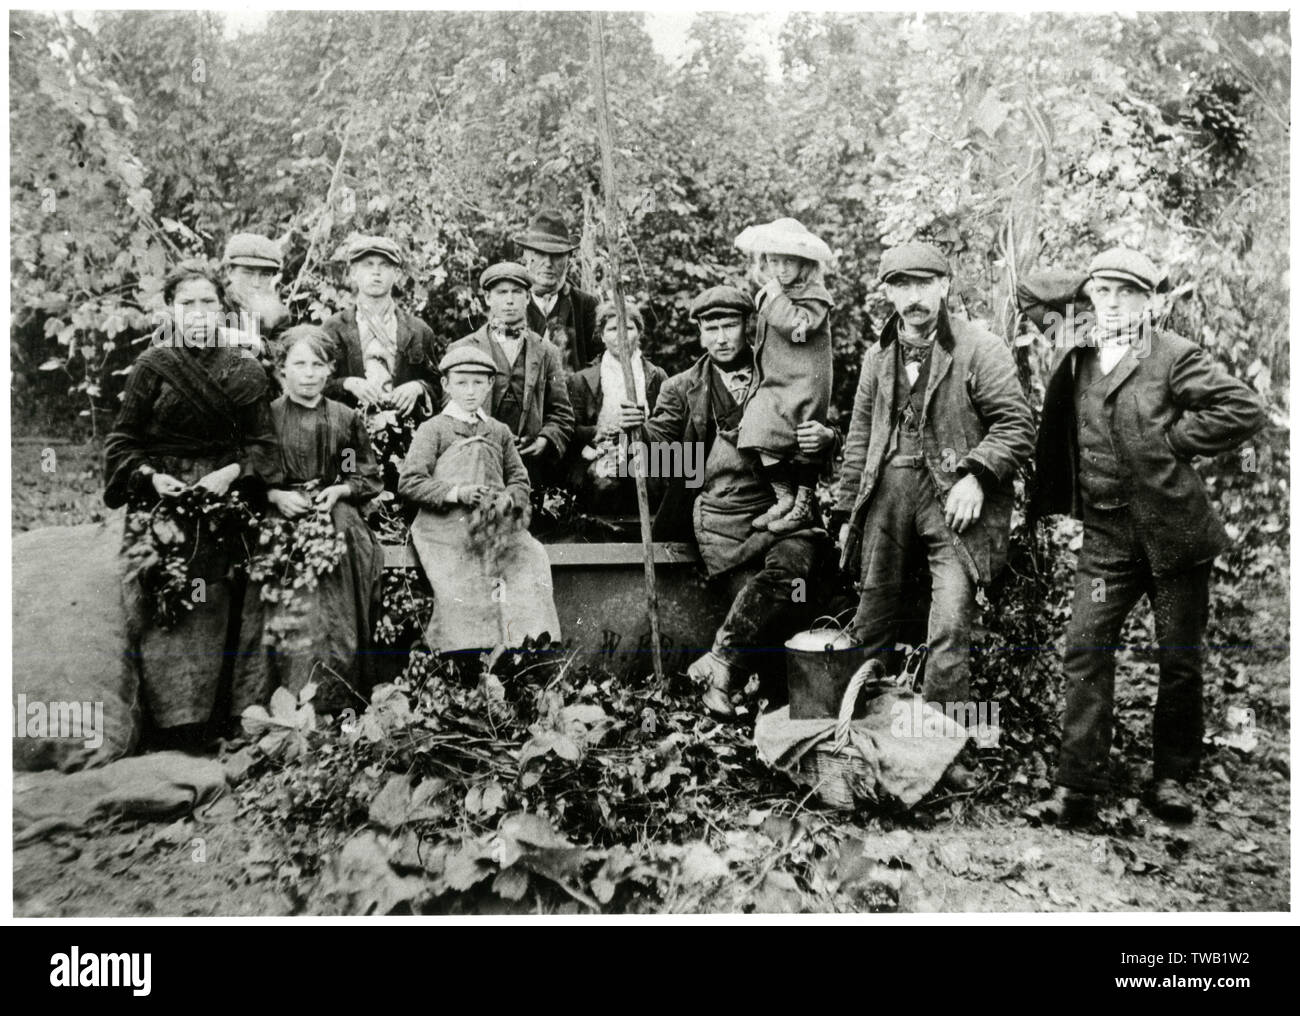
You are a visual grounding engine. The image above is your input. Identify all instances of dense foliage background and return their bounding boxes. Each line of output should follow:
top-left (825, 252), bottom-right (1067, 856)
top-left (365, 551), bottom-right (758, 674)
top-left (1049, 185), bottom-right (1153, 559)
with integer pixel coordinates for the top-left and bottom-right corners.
top-left (9, 10), bottom-right (1288, 431)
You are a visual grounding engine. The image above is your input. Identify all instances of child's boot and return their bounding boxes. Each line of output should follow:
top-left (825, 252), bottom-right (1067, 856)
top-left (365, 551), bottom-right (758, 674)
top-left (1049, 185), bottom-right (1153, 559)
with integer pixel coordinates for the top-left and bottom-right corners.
top-left (768, 485), bottom-right (815, 534)
top-left (751, 479), bottom-right (795, 530)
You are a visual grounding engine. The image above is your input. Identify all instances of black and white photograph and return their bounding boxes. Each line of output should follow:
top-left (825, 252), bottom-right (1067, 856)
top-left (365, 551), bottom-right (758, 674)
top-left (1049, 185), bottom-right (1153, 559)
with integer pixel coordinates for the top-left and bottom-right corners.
top-left (5, 4), bottom-right (1291, 927)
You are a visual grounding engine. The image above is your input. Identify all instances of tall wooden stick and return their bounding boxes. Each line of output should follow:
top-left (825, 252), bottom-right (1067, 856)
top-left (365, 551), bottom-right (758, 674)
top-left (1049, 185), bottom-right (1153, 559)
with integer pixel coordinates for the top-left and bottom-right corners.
top-left (588, 12), bottom-right (664, 683)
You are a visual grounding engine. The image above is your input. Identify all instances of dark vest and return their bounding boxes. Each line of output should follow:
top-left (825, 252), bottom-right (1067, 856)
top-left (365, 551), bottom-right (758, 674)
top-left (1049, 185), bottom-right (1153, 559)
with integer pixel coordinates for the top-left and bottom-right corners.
top-left (708, 366), bottom-right (743, 443)
top-left (1074, 350), bottom-right (1130, 509)
top-left (887, 342), bottom-right (932, 462)
top-left (491, 340), bottom-right (528, 435)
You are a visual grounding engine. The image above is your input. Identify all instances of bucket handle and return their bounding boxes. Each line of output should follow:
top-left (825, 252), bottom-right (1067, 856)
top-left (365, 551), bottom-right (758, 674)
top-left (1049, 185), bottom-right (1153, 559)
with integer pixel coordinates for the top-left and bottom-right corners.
top-left (900, 644), bottom-right (929, 693)
top-left (832, 659), bottom-right (885, 751)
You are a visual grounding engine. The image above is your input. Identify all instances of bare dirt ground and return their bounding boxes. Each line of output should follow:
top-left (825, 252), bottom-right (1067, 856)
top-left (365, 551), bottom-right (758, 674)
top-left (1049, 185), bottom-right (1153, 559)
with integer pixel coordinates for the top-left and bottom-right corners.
top-left (11, 442), bottom-right (1290, 915)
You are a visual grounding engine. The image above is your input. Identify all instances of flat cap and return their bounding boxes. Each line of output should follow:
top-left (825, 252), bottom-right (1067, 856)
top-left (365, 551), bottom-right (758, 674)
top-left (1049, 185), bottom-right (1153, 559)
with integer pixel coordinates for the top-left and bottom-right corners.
top-left (439, 345), bottom-right (498, 375)
top-left (515, 210), bottom-right (580, 254)
top-left (689, 285), bottom-right (755, 321)
top-left (222, 232), bottom-right (282, 270)
top-left (480, 261), bottom-right (533, 291)
top-left (879, 241), bottom-right (949, 283)
top-left (345, 235), bottom-right (403, 266)
top-left (1087, 247), bottom-right (1162, 292)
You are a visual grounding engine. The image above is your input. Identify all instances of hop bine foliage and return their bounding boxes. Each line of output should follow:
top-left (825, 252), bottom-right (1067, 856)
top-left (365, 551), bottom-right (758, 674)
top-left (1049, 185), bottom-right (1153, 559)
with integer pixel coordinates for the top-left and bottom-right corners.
top-left (122, 485), bottom-right (257, 629)
top-left (247, 481), bottom-right (349, 651)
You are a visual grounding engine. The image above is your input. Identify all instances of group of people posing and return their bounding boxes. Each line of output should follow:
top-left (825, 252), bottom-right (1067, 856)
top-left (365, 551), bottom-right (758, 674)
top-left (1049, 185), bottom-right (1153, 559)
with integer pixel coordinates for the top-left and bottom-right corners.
top-left (103, 207), bottom-right (1267, 828)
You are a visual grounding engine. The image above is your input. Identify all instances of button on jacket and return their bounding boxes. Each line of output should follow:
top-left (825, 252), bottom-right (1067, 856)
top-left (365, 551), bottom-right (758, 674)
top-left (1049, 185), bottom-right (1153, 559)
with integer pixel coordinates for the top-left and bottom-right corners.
top-left (448, 325), bottom-right (575, 457)
top-left (836, 308), bottom-right (1036, 585)
top-left (1031, 324), bottom-right (1267, 574)
top-left (322, 306), bottom-right (445, 410)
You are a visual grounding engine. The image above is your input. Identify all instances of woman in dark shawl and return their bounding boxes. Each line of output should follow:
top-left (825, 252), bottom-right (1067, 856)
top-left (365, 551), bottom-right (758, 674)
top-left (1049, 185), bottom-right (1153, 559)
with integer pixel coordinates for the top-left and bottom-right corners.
top-left (235, 325), bottom-right (384, 715)
top-left (104, 260), bottom-right (280, 746)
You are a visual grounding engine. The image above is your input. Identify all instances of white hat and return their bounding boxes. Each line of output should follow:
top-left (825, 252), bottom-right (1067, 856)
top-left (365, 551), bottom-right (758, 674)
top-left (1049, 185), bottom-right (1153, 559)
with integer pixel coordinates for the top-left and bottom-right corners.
top-left (734, 217), bottom-right (832, 263)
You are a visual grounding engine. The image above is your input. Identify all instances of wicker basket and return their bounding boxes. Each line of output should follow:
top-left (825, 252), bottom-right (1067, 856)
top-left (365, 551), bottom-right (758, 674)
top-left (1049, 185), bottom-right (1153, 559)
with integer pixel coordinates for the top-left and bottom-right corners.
top-left (796, 660), bottom-right (886, 809)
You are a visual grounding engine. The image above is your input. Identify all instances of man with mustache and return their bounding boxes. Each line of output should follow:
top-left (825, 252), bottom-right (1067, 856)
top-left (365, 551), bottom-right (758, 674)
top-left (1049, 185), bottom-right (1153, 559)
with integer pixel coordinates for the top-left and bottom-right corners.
top-left (517, 210), bottom-right (600, 374)
top-left (1028, 248), bottom-right (1266, 827)
top-left (834, 242), bottom-right (1034, 762)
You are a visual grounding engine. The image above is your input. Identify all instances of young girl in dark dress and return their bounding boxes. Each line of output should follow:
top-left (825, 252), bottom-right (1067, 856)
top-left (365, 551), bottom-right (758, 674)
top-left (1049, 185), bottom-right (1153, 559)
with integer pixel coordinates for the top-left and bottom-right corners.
top-left (236, 326), bottom-right (385, 715)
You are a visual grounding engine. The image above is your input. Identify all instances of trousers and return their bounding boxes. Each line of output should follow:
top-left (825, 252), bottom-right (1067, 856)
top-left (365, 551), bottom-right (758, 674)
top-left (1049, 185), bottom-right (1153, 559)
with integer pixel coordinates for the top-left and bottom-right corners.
top-left (850, 464), bottom-right (976, 704)
top-left (713, 532), bottom-right (819, 672)
top-left (1057, 504), bottom-right (1211, 793)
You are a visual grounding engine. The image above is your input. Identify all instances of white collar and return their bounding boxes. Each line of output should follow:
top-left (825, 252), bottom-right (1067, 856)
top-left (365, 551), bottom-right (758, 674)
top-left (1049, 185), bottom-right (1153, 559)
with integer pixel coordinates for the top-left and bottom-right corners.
top-left (601, 348), bottom-right (643, 369)
top-left (440, 402), bottom-right (492, 424)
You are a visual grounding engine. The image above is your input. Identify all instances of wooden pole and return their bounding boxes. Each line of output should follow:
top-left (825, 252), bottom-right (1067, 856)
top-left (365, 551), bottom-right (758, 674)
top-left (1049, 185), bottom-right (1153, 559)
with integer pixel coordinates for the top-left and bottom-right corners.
top-left (588, 12), bottom-right (664, 683)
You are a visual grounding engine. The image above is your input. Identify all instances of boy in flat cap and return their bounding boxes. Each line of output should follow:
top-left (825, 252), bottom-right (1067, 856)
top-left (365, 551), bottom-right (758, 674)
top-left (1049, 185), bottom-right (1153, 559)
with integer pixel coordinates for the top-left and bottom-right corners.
top-left (835, 241), bottom-right (1034, 728)
top-left (321, 235), bottom-right (445, 420)
top-left (620, 285), bottom-right (837, 718)
top-left (516, 210), bottom-right (600, 373)
top-left (399, 346), bottom-right (561, 656)
top-left (1028, 247), bottom-right (1266, 827)
top-left (221, 232), bottom-right (291, 349)
top-left (449, 262), bottom-right (575, 495)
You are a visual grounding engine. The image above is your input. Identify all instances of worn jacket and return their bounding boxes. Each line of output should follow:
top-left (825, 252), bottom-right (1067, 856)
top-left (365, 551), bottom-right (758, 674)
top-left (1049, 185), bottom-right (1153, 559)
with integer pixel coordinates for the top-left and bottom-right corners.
top-left (448, 326), bottom-right (575, 458)
top-left (321, 306), bottom-right (445, 410)
top-left (526, 283), bottom-right (600, 374)
top-left (836, 308), bottom-right (1036, 584)
top-left (567, 354), bottom-right (669, 449)
top-left (1032, 325), bottom-right (1266, 574)
top-left (641, 354), bottom-right (729, 540)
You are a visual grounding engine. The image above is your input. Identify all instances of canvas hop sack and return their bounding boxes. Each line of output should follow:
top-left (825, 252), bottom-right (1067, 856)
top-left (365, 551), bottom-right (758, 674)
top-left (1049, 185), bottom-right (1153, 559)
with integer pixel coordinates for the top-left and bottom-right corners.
top-left (12, 515), bottom-right (141, 772)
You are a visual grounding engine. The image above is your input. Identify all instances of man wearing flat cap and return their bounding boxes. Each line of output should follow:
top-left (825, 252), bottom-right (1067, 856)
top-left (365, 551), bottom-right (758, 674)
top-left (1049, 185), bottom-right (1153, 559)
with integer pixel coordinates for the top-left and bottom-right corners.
top-left (321, 235), bottom-right (445, 420)
top-left (517, 210), bottom-right (600, 374)
top-left (449, 261), bottom-right (574, 493)
top-left (221, 231), bottom-right (291, 348)
top-left (835, 241), bottom-right (1035, 725)
top-left (1028, 246), bottom-right (1266, 827)
top-left (620, 285), bottom-right (837, 718)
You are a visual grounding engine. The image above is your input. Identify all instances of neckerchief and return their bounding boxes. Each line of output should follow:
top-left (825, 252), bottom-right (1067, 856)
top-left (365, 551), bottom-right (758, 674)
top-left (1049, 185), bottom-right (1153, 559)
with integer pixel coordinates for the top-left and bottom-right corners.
top-left (490, 321), bottom-right (525, 341)
top-left (898, 326), bottom-right (936, 366)
top-left (357, 299), bottom-right (398, 386)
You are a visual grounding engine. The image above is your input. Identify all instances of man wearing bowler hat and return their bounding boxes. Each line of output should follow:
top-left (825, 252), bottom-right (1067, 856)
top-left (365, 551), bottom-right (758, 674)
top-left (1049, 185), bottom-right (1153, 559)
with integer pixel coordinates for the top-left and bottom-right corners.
top-left (834, 241), bottom-right (1034, 730)
top-left (450, 262), bottom-right (574, 491)
top-left (516, 210), bottom-right (600, 373)
top-left (1029, 247), bottom-right (1266, 827)
top-left (221, 231), bottom-right (291, 348)
top-left (322, 234), bottom-right (445, 419)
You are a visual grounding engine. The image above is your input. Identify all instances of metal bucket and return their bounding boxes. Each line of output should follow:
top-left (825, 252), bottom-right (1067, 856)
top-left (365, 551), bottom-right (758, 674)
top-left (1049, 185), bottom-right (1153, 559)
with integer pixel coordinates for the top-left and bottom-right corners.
top-left (785, 628), bottom-right (871, 719)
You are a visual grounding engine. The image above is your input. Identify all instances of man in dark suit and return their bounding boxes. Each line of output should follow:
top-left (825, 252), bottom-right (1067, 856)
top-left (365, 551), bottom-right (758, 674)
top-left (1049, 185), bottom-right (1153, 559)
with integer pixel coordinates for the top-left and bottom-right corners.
top-left (321, 235), bottom-right (444, 418)
top-left (620, 285), bottom-right (836, 718)
top-left (1029, 247), bottom-right (1266, 826)
top-left (516, 210), bottom-right (600, 374)
top-left (449, 262), bottom-right (574, 489)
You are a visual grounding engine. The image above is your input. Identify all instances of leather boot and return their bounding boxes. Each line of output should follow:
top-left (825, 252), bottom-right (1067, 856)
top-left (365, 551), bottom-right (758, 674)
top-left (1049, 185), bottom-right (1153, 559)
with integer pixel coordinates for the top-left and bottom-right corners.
top-left (1027, 785), bottom-right (1097, 828)
top-left (1146, 779), bottom-right (1196, 823)
top-left (767, 485), bottom-right (815, 534)
top-left (688, 650), bottom-right (738, 719)
top-left (751, 480), bottom-right (795, 530)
